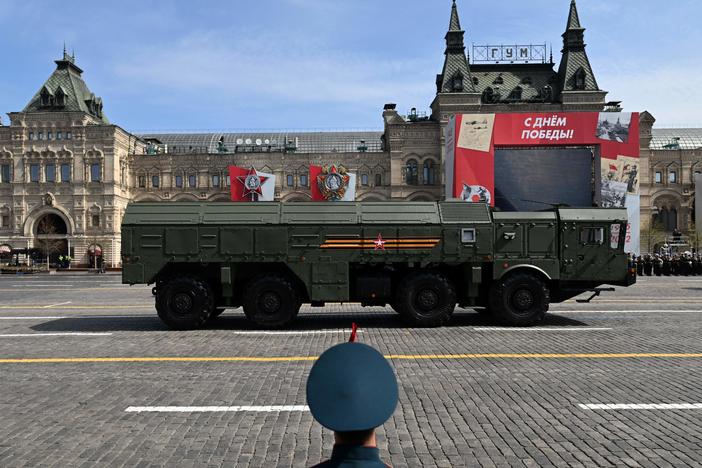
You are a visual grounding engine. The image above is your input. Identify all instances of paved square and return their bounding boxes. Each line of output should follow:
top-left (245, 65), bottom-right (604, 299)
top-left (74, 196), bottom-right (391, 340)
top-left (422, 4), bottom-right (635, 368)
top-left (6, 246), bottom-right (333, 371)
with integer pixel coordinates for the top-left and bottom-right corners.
top-left (0, 273), bottom-right (701, 467)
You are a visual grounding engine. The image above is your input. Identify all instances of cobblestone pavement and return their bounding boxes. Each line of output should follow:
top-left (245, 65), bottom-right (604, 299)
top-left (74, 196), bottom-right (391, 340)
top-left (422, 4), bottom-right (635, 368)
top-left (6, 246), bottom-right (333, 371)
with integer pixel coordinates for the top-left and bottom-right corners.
top-left (0, 273), bottom-right (701, 467)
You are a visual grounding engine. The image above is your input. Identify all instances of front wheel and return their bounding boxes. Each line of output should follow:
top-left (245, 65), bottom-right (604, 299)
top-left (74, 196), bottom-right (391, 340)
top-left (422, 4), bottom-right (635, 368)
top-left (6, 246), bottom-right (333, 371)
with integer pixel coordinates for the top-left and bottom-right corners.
top-left (156, 276), bottom-right (214, 330)
top-left (395, 272), bottom-right (456, 327)
top-left (489, 273), bottom-right (549, 326)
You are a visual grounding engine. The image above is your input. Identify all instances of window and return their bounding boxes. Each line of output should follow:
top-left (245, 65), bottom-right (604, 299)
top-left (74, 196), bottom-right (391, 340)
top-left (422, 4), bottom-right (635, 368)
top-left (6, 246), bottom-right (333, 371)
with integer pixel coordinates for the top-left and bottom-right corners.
top-left (580, 227), bottom-right (605, 245)
top-left (56, 131), bottom-right (62, 140)
top-left (405, 160), bottom-right (418, 185)
top-left (28, 132), bottom-right (34, 141)
top-left (655, 171), bottom-right (662, 184)
top-left (65, 132), bottom-right (72, 140)
top-left (1, 164), bottom-right (10, 183)
top-left (30, 164), bottom-right (40, 182)
top-left (47, 131), bottom-right (53, 140)
top-left (38, 132), bottom-right (44, 141)
top-left (45, 164), bottom-right (56, 182)
top-left (175, 175), bottom-right (183, 188)
top-left (188, 175), bottom-right (197, 188)
top-left (212, 175), bottom-right (220, 187)
top-left (92, 215), bottom-right (100, 227)
top-left (669, 171), bottom-right (678, 184)
top-left (225, 175), bottom-right (230, 187)
top-left (361, 174), bottom-right (369, 186)
top-left (152, 175), bottom-right (160, 188)
top-left (138, 176), bottom-right (146, 188)
top-left (423, 161), bottom-right (436, 185)
top-left (90, 163), bottom-right (101, 182)
top-left (574, 68), bottom-right (587, 90)
top-left (461, 228), bottom-right (476, 244)
top-left (60, 164), bottom-right (70, 182)
top-left (300, 174), bottom-right (308, 187)
top-left (287, 175), bottom-right (294, 187)
top-left (1, 216), bottom-right (8, 228)
top-left (375, 174), bottom-right (382, 186)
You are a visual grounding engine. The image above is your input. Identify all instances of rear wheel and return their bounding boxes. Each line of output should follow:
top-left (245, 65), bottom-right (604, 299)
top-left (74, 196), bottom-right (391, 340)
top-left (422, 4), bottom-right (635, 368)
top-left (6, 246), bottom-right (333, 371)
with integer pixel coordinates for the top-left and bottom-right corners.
top-left (243, 275), bottom-right (300, 328)
top-left (489, 272), bottom-right (549, 326)
top-left (395, 272), bottom-right (456, 327)
top-left (156, 276), bottom-right (214, 330)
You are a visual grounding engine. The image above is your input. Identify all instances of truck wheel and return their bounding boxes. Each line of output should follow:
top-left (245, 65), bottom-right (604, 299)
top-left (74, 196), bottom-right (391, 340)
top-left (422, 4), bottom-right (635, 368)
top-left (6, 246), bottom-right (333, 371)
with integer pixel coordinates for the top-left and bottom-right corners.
top-left (243, 275), bottom-right (300, 328)
top-left (156, 277), bottom-right (214, 330)
top-left (489, 272), bottom-right (549, 326)
top-left (396, 272), bottom-right (456, 327)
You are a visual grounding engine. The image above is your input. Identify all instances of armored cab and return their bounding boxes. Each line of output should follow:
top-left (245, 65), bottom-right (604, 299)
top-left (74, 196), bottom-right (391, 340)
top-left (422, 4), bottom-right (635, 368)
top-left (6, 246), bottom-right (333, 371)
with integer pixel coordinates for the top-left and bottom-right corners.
top-left (121, 202), bottom-right (633, 330)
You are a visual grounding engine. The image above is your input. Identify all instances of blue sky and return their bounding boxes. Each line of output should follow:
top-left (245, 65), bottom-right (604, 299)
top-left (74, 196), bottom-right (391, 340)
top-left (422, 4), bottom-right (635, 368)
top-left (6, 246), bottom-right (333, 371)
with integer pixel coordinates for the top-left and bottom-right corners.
top-left (0, 0), bottom-right (699, 131)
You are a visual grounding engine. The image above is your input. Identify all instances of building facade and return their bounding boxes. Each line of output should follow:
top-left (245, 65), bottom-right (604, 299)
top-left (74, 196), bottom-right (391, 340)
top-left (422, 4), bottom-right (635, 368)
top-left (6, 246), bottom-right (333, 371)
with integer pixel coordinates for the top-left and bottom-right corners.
top-left (1, 0), bottom-right (697, 265)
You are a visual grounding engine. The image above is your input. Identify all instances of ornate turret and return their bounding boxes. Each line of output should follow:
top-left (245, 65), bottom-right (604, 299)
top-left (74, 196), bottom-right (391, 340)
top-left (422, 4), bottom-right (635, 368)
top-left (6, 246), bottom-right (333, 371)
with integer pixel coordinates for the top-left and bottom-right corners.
top-left (557, 0), bottom-right (599, 93)
top-left (436, 0), bottom-right (475, 94)
top-left (22, 48), bottom-right (109, 123)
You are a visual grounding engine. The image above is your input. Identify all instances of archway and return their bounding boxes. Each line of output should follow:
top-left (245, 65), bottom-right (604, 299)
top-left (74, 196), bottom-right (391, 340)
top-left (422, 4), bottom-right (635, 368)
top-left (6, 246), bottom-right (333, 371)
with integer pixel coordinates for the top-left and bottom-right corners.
top-left (34, 213), bottom-right (69, 266)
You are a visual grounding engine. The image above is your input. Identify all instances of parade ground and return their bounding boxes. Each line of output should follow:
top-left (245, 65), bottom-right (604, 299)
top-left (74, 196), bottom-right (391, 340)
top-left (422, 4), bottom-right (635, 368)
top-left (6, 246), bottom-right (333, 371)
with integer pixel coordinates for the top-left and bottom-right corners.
top-left (0, 273), bottom-right (701, 468)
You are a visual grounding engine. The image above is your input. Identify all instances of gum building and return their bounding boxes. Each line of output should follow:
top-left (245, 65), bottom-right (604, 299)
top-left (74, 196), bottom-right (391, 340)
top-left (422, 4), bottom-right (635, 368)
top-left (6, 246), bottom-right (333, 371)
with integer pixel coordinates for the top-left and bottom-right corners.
top-left (0, 1), bottom-right (697, 266)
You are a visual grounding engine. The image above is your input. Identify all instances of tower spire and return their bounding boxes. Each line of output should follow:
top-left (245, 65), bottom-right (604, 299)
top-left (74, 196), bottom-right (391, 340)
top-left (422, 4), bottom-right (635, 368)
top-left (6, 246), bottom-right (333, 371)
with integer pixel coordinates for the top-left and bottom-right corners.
top-left (436, 0), bottom-right (475, 94)
top-left (449, 0), bottom-right (461, 31)
top-left (557, 0), bottom-right (601, 95)
top-left (566, 0), bottom-right (582, 30)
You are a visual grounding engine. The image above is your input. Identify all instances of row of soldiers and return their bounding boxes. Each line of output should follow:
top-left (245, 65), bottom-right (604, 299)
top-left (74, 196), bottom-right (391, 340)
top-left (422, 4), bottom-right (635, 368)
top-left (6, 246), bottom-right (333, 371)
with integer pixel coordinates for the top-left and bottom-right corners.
top-left (631, 253), bottom-right (702, 276)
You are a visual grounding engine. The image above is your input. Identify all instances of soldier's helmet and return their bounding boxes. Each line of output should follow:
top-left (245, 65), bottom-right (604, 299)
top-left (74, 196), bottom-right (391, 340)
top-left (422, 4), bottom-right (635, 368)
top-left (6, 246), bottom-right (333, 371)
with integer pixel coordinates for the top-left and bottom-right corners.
top-left (306, 341), bottom-right (399, 432)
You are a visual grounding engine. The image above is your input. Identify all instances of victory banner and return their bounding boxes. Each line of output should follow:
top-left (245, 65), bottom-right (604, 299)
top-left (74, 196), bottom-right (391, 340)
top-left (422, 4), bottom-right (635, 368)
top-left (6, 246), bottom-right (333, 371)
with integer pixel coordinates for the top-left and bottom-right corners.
top-left (310, 165), bottom-right (357, 201)
top-left (446, 111), bottom-right (641, 253)
top-left (229, 166), bottom-right (276, 202)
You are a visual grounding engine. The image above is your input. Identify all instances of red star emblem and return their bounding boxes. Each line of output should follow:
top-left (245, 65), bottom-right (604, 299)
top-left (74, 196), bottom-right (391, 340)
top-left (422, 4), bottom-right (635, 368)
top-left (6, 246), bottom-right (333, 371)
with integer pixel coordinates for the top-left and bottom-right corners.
top-left (237, 167), bottom-right (268, 201)
top-left (374, 234), bottom-right (386, 251)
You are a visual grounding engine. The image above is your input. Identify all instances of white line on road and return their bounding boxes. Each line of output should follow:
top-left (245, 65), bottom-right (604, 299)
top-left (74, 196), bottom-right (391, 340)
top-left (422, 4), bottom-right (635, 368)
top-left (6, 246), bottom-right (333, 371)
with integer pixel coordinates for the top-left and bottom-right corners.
top-left (553, 310), bottom-right (702, 314)
top-left (0, 316), bottom-right (69, 320)
top-left (11, 284), bottom-right (74, 287)
top-left (43, 301), bottom-right (72, 308)
top-left (227, 330), bottom-right (362, 335)
top-left (474, 327), bottom-right (612, 331)
top-left (0, 332), bottom-right (112, 337)
top-left (580, 403), bottom-right (702, 410)
top-left (125, 405), bottom-right (309, 413)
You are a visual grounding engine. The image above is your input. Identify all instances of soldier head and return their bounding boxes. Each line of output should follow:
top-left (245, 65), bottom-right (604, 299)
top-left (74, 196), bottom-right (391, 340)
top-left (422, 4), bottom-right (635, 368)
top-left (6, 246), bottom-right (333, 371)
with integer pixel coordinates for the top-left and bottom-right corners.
top-left (306, 340), bottom-right (398, 449)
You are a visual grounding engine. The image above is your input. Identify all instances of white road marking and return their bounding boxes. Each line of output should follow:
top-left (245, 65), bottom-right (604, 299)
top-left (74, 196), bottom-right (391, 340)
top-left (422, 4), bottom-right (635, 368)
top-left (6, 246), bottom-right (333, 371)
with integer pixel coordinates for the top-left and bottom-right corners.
top-left (125, 405), bottom-right (309, 413)
top-left (43, 301), bottom-right (72, 308)
top-left (553, 310), bottom-right (702, 314)
top-left (580, 403), bottom-right (702, 410)
top-left (227, 330), bottom-right (362, 335)
top-left (0, 332), bottom-right (112, 337)
top-left (0, 316), bottom-right (69, 320)
top-left (11, 284), bottom-right (73, 287)
top-left (473, 327), bottom-right (612, 331)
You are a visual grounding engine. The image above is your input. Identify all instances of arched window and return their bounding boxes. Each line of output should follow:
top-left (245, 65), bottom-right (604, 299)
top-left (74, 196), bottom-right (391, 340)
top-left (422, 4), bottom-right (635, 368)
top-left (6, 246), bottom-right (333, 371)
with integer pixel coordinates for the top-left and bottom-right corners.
top-left (423, 160), bottom-right (436, 185)
top-left (375, 173), bottom-right (382, 187)
top-left (361, 174), bottom-right (369, 186)
top-left (508, 86), bottom-right (523, 101)
top-left (405, 160), bottom-right (418, 186)
top-left (574, 68), bottom-right (586, 90)
top-left (451, 72), bottom-right (464, 92)
top-left (493, 76), bottom-right (504, 85)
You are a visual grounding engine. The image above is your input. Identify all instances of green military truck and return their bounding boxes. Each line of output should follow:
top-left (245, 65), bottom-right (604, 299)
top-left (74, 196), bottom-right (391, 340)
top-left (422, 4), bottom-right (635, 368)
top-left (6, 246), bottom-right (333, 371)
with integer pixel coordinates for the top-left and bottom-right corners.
top-left (121, 202), bottom-right (635, 330)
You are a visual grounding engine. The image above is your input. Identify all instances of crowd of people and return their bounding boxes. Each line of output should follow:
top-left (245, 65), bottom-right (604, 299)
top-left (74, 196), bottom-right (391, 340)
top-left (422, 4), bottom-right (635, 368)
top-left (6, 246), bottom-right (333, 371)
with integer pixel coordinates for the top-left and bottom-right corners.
top-left (630, 252), bottom-right (702, 276)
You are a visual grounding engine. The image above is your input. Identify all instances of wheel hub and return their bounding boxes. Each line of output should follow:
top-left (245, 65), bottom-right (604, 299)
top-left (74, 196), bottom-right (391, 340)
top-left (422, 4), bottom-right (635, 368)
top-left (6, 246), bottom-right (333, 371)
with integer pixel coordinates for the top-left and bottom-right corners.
top-left (172, 292), bottom-right (193, 315)
top-left (259, 291), bottom-right (282, 315)
top-left (512, 289), bottom-right (535, 311)
top-left (416, 288), bottom-right (440, 312)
